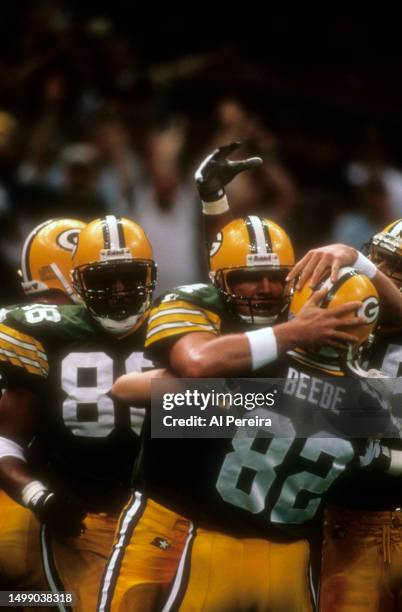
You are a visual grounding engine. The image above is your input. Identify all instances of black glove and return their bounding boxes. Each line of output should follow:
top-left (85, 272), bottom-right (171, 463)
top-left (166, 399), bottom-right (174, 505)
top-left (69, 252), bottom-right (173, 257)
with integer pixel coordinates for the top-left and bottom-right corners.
top-left (30, 490), bottom-right (87, 538)
top-left (195, 142), bottom-right (263, 202)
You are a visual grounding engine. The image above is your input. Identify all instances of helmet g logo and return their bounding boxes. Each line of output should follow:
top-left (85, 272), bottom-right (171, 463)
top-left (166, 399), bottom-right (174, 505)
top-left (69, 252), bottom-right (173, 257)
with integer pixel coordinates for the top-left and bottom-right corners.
top-left (209, 232), bottom-right (223, 258)
top-left (57, 229), bottom-right (81, 252)
top-left (359, 296), bottom-right (380, 324)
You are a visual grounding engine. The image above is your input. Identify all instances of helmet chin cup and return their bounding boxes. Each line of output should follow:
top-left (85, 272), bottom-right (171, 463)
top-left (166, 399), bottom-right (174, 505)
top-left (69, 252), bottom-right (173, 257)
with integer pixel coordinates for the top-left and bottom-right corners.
top-left (238, 313), bottom-right (279, 326)
top-left (92, 312), bottom-right (143, 336)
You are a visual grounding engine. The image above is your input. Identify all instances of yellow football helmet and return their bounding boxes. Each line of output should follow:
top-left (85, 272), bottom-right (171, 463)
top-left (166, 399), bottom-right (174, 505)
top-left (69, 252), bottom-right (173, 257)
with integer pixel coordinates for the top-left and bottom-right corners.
top-left (20, 218), bottom-right (86, 302)
top-left (209, 215), bottom-right (295, 324)
top-left (289, 266), bottom-right (380, 375)
top-left (72, 215), bottom-right (156, 335)
top-left (370, 218), bottom-right (402, 288)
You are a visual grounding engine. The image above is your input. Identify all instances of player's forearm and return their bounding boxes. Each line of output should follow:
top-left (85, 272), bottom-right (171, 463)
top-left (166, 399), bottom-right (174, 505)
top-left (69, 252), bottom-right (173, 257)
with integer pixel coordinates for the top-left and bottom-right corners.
top-left (170, 317), bottom-right (324, 378)
top-left (172, 333), bottom-right (253, 378)
top-left (112, 368), bottom-right (173, 404)
top-left (0, 456), bottom-right (36, 504)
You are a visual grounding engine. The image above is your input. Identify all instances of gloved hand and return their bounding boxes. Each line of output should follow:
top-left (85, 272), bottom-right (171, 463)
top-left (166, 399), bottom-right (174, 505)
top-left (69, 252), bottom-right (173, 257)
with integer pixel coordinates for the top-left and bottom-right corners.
top-left (30, 490), bottom-right (87, 537)
top-left (195, 142), bottom-right (263, 202)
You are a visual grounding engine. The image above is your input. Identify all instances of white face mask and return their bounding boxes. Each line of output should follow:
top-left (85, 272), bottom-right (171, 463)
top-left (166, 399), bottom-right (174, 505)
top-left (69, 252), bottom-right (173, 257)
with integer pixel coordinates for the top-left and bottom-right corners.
top-left (92, 313), bottom-right (143, 336)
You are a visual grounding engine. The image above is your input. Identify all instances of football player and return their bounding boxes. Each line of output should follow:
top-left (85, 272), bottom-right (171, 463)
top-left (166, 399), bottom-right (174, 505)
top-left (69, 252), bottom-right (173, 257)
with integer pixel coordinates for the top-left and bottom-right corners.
top-left (0, 215), bottom-right (156, 611)
top-left (0, 217), bottom-right (85, 596)
top-left (98, 207), bottom-right (402, 610)
top-left (291, 224), bottom-right (402, 611)
top-left (99, 252), bottom-right (402, 611)
top-left (96, 146), bottom-right (402, 611)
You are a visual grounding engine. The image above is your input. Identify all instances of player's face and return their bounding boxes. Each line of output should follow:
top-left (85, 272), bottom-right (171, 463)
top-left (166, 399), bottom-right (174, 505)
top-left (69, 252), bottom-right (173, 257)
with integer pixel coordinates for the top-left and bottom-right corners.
top-left (80, 262), bottom-right (151, 320)
top-left (227, 269), bottom-right (286, 318)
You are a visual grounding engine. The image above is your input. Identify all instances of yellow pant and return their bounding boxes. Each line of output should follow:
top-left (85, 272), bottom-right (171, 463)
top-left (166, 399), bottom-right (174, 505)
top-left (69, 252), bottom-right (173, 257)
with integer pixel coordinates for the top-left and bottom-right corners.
top-left (0, 489), bottom-right (120, 612)
top-left (99, 492), bottom-right (312, 612)
top-left (46, 511), bottom-right (118, 612)
top-left (98, 492), bottom-right (192, 612)
top-left (0, 490), bottom-right (47, 590)
top-left (320, 505), bottom-right (402, 612)
top-left (170, 528), bottom-right (312, 612)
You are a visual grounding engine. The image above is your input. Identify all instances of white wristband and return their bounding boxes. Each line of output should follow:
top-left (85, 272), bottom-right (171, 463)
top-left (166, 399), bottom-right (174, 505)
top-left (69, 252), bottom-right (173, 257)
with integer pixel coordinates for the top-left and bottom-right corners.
top-left (353, 251), bottom-right (377, 279)
top-left (202, 195), bottom-right (229, 216)
top-left (388, 449), bottom-right (402, 475)
top-left (245, 327), bottom-right (278, 371)
top-left (0, 436), bottom-right (26, 462)
top-left (21, 480), bottom-right (49, 508)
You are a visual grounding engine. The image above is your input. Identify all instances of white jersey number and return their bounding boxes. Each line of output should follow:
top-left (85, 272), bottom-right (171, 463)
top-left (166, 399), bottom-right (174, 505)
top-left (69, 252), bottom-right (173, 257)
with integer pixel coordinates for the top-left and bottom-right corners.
top-left (23, 305), bottom-right (61, 324)
top-left (216, 411), bottom-right (354, 524)
top-left (61, 351), bottom-right (151, 438)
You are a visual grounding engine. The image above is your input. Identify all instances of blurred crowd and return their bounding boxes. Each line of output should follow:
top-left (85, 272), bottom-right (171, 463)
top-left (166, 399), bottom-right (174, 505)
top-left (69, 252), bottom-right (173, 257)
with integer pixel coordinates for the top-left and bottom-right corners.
top-left (1, 2), bottom-right (402, 303)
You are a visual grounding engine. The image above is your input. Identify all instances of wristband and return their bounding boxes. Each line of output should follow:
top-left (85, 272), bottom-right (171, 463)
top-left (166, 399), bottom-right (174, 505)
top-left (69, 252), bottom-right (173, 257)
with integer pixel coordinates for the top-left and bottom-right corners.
top-left (353, 251), bottom-right (377, 279)
top-left (21, 480), bottom-right (50, 508)
top-left (202, 195), bottom-right (229, 216)
top-left (0, 435), bottom-right (26, 462)
top-left (245, 327), bottom-right (278, 370)
top-left (388, 449), bottom-right (402, 476)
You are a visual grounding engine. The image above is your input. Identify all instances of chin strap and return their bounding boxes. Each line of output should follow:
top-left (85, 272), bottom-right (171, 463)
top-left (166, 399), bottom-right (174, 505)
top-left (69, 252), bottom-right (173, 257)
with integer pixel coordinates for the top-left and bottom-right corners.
top-left (92, 312), bottom-right (144, 336)
top-left (238, 313), bottom-right (279, 326)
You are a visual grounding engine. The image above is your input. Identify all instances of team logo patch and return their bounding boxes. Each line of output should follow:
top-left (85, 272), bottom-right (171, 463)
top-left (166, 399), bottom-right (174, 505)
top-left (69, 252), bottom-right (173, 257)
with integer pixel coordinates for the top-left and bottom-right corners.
top-left (209, 232), bottom-right (223, 257)
top-left (358, 296), bottom-right (380, 324)
top-left (151, 537), bottom-right (171, 550)
top-left (56, 228), bottom-right (81, 252)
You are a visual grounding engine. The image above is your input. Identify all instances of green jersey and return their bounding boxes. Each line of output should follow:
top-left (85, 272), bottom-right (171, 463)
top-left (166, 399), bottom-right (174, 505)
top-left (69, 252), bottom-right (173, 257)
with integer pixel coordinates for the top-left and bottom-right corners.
top-left (0, 303), bottom-right (152, 512)
top-left (145, 282), bottom-right (259, 365)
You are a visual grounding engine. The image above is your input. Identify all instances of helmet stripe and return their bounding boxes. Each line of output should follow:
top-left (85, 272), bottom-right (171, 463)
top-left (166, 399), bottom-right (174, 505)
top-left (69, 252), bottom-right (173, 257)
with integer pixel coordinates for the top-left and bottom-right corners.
top-left (261, 219), bottom-right (273, 252)
top-left (245, 217), bottom-right (258, 253)
top-left (320, 270), bottom-right (357, 308)
top-left (389, 220), bottom-right (402, 238)
top-left (246, 216), bottom-right (267, 254)
top-left (21, 219), bottom-right (56, 282)
top-left (105, 215), bottom-right (121, 249)
top-left (116, 217), bottom-right (126, 248)
top-left (101, 218), bottom-right (111, 249)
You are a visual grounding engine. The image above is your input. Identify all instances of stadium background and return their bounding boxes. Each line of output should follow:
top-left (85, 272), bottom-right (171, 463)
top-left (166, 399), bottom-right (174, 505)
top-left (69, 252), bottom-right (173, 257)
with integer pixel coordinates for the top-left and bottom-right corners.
top-left (1, 3), bottom-right (401, 301)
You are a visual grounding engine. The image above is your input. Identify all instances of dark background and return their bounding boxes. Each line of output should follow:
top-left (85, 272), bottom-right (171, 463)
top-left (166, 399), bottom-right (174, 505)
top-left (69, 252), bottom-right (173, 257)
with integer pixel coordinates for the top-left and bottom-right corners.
top-left (1, 3), bottom-right (401, 301)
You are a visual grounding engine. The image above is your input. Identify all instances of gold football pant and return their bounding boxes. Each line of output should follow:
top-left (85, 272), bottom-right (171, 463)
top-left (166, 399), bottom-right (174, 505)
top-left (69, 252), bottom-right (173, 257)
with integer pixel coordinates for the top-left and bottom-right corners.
top-left (98, 492), bottom-right (193, 612)
top-left (166, 528), bottom-right (313, 612)
top-left (43, 511), bottom-right (118, 612)
top-left (99, 492), bottom-right (313, 612)
top-left (0, 490), bottom-right (47, 590)
top-left (320, 505), bottom-right (402, 612)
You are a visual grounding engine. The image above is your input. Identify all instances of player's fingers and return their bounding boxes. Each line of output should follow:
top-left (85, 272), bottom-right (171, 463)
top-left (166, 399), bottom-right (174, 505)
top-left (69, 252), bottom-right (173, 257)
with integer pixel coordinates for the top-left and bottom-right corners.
top-left (324, 338), bottom-right (355, 350)
top-left (213, 142), bottom-right (241, 161)
top-left (308, 256), bottom-right (332, 287)
top-left (330, 259), bottom-right (342, 283)
top-left (330, 331), bottom-right (359, 343)
top-left (286, 256), bottom-right (310, 282)
top-left (229, 157), bottom-right (263, 173)
top-left (330, 301), bottom-right (362, 316)
top-left (306, 286), bottom-right (328, 305)
top-left (335, 317), bottom-right (365, 328)
top-left (296, 254), bottom-right (321, 289)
